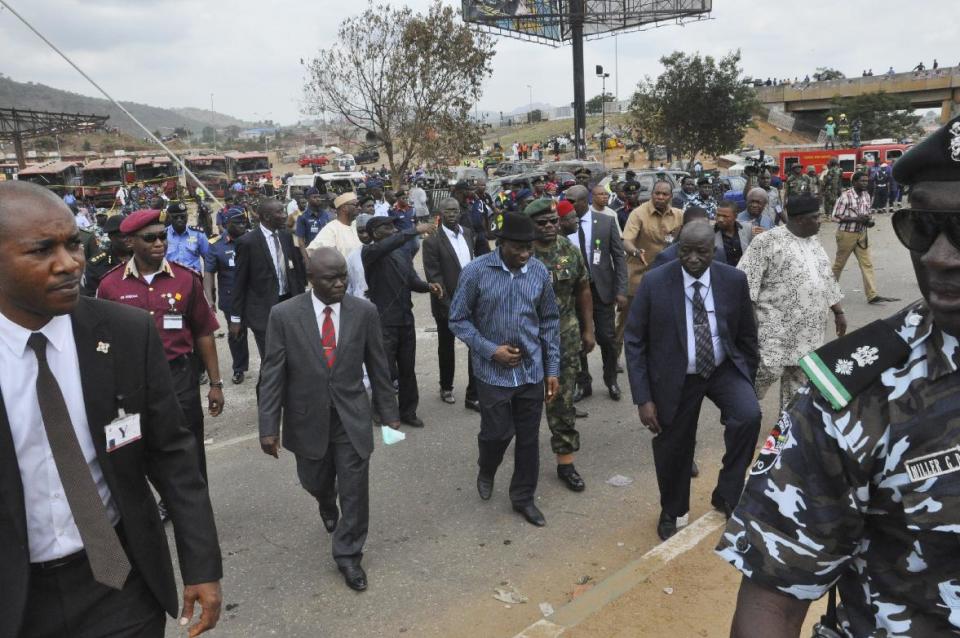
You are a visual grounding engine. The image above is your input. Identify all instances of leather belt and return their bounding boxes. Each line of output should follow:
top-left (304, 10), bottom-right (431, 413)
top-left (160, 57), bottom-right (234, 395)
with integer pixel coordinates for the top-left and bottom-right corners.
top-left (31, 548), bottom-right (87, 571)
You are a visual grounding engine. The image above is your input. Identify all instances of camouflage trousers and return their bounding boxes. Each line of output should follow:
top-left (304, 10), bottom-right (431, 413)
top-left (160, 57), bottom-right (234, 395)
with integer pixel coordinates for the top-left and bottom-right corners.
top-left (823, 195), bottom-right (838, 218)
top-left (755, 364), bottom-right (806, 411)
top-left (546, 333), bottom-right (581, 455)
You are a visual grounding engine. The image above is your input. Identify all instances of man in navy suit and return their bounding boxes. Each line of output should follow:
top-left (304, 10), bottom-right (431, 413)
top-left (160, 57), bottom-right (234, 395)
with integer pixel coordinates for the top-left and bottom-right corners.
top-left (625, 222), bottom-right (760, 541)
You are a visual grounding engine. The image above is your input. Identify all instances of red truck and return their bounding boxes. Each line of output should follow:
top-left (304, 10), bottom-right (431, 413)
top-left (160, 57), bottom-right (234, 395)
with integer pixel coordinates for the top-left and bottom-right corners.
top-left (184, 154), bottom-right (234, 198)
top-left (778, 143), bottom-right (911, 184)
top-left (298, 153), bottom-right (329, 169)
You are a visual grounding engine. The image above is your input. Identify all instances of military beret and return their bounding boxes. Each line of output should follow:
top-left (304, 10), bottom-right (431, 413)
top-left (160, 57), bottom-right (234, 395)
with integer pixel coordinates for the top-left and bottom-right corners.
top-left (305, 187), bottom-right (321, 196)
top-left (119, 209), bottom-right (163, 234)
top-left (893, 114), bottom-right (960, 185)
top-left (365, 215), bottom-right (399, 235)
top-left (102, 215), bottom-right (124, 234)
top-left (785, 193), bottom-right (821, 216)
top-left (696, 176), bottom-right (712, 186)
top-left (556, 200), bottom-right (575, 217)
top-left (523, 198), bottom-right (556, 217)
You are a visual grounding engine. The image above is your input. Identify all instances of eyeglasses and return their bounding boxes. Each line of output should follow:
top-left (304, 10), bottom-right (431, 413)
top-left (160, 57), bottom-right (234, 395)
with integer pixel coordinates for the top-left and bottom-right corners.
top-left (137, 232), bottom-right (168, 243)
top-left (891, 209), bottom-right (960, 252)
top-left (534, 216), bottom-right (560, 227)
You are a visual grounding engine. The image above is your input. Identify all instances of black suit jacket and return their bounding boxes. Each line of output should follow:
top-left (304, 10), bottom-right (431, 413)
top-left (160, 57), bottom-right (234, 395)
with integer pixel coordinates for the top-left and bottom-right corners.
top-left (232, 226), bottom-right (306, 332)
top-left (624, 260), bottom-right (758, 425)
top-left (0, 297), bottom-right (222, 636)
top-left (421, 225), bottom-right (474, 319)
top-left (258, 293), bottom-right (399, 460)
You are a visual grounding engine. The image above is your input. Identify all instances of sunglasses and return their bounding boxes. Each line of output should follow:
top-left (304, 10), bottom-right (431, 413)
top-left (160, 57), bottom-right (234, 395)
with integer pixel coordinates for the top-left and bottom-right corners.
top-left (891, 209), bottom-right (960, 252)
top-left (534, 216), bottom-right (560, 227)
top-left (136, 232), bottom-right (168, 243)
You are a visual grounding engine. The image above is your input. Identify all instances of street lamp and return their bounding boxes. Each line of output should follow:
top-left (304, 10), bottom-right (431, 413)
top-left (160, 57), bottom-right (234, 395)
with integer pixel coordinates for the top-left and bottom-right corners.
top-left (596, 65), bottom-right (610, 165)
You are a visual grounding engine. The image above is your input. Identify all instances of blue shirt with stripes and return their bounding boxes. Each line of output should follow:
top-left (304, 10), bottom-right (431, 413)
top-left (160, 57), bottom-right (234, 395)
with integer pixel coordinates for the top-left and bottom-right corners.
top-left (449, 248), bottom-right (560, 387)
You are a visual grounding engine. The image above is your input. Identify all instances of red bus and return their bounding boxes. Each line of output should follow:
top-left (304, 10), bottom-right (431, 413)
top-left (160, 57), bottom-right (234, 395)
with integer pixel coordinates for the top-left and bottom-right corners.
top-left (18, 160), bottom-right (83, 196)
top-left (227, 151), bottom-right (272, 183)
top-left (81, 157), bottom-right (136, 205)
top-left (135, 156), bottom-right (178, 197)
top-left (778, 143), bottom-right (911, 184)
top-left (184, 154), bottom-right (234, 198)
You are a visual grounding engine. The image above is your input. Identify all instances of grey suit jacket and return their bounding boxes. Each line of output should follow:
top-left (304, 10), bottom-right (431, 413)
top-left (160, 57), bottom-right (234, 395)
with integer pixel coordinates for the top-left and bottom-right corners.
top-left (582, 210), bottom-right (628, 305)
top-left (257, 292), bottom-right (398, 460)
top-left (713, 222), bottom-right (754, 265)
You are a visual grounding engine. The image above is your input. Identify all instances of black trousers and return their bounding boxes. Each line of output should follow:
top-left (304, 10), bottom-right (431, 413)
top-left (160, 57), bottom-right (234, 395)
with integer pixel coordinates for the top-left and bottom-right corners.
top-left (251, 294), bottom-right (291, 360)
top-left (381, 323), bottom-right (419, 420)
top-left (653, 360), bottom-right (761, 518)
top-left (476, 381), bottom-right (544, 505)
top-left (223, 310), bottom-right (249, 374)
top-left (169, 354), bottom-right (206, 480)
top-left (435, 313), bottom-right (477, 400)
top-left (295, 409), bottom-right (369, 568)
top-left (21, 558), bottom-right (164, 638)
top-left (578, 287), bottom-right (618, 388)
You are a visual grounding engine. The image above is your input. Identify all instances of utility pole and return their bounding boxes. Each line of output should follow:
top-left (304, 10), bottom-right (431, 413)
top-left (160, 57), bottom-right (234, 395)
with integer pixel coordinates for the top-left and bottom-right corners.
top-left (570, 0), bottom-right (586, 159)
top-left (596, 65), bottom-right (610, 166)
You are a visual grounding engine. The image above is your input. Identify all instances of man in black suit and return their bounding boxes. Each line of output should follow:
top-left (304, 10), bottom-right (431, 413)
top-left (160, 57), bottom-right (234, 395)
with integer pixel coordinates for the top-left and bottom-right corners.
top-left (625, 222), bottom-right (761, 541)
top-left (564, 185), bottom-right (628, 401)
top-left (422, 197), bottom-right (478, 409)
top-left (258, 247), bottom-right (400, 592)
top-left (230, 197), bottom-right (306, 358)
top-left (0, 182), bottom-right (222, 638)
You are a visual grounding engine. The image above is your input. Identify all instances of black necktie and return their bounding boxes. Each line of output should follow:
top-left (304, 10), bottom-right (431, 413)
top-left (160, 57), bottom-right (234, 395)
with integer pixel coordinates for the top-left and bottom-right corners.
top-left (692, 283), bottom-right (716, 379)
top-left (578, 223), bottom-right (589, 266)
top-left (28, 332), bottom-right (131, 589)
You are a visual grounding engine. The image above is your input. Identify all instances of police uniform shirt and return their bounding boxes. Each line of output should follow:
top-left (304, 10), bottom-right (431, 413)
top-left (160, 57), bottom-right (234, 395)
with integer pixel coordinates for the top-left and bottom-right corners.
top-left (165, 225), bottom-right (209, 273)
top-left (716, 300), bottom-right (960, 635)
top-left (205, 236), bottom-right (239, 315)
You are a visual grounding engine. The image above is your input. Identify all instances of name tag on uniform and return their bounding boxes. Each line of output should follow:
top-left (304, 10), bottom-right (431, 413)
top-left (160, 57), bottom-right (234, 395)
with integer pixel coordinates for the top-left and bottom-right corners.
top-left (163, 313), bottom-right (184, 330)
top-left (287, 259), bottom-right (294, 270)
top-left (593, 250), bottom-right (602, 265)
top-left (105, 411), bottom-right (142, 452)
top-left (775, 205), bottom-right (783, 214)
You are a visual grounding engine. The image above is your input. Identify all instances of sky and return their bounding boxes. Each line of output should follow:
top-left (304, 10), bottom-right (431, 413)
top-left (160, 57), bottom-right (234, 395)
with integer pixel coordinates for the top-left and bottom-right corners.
top-left (1, 0), bottom-right (957, 125)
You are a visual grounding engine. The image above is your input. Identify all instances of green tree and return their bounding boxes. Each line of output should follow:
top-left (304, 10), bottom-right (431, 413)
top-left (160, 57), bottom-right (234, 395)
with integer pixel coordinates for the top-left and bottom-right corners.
top-left (172, 127), bottom-right (191, 139)
top-left (629, 51), bottom-right (757, 167)
top-left (831, 91), bottom-right (923, 141)
top-left (813, 67), bottom-right (845, 82)
top-left (586, 92), bottom-right (615, 115)
top-left (302, 0), bottom-right (495, 186)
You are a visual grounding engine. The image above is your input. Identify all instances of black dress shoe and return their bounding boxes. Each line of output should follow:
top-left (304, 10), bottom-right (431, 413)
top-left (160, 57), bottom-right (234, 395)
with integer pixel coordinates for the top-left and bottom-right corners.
top-left (711, 494), bottom-right (734, 519)
top-left (320, 507), bottom-right (339, 533)
top-left (338, 564), bottom-right (368, 592)
top-left (232, 371), bottom-right (244, 385)
top-left (464, 399), bottom-right (481, 412)
top-left (400, 415), bottom-right (425, 428)
top-left (607, 383), bottom-right (622, 401)
top-left (477, 473), bottom-right (494, 500)
top-left (440, 390), bottom-right (456, 404)
top-left (572, 385), bottom-right (584, 403)
top-left (690, 460), bottom-right (700, 478)
top-left (512, 502), bottom-right (546, 527)
top-left (656, 512), bottom-right (677, 541)
top-left (557, 464), bottom-right (586, 491)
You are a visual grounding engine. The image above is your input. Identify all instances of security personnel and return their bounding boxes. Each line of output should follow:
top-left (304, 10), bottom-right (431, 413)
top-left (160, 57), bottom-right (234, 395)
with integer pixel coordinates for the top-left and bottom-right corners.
top-left (164, 202), bottom-right (210, 273)
top-left (784, 162), bottom-right (813, 200)
top-left (682, 176), bottom-right (719, 219)
top-left (525, 198), bottom-right (595, 491)
top-left (805, 165), bottom-right (820, 196)
top-left (98, 209), bottom-right (224, 482)
top-left (82, 215), bottom-right (129, 296)
top-left (718, 115), bottom-right (960, 637)
top-left (204, 207), bottom-right (249, 385)
top-left (820, 157), bottom-right (843, 216)
top-left (615, 180), bottom-right (641, 230)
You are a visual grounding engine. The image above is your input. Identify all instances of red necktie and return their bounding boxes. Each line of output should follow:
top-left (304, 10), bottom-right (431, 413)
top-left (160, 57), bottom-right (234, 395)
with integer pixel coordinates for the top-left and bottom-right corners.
top-left (321, 306), bottom-right (336, 368)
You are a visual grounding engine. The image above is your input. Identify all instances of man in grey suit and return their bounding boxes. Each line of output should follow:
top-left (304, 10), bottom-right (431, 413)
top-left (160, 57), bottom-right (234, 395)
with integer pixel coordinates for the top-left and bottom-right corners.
top-left (258, 247), bottom-right (400, 592)
top-left (564, 185), bottom-right (629, 401)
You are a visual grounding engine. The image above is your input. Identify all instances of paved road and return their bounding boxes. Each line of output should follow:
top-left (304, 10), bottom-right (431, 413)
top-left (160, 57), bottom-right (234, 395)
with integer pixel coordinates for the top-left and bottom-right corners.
top-left (164, 214), bottom-right (919, 637)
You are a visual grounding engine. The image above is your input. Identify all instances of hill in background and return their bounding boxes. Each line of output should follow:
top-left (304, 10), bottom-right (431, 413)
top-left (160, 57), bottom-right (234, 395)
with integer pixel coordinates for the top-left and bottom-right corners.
top-left (0, 74), bottom-right (251, 137)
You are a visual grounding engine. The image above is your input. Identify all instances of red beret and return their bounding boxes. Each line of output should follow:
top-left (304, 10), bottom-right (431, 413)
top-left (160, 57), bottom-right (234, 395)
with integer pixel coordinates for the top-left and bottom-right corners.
top-left (119, 209), bottom-right (163, 234)
top-left (556, 200), bottom-right (575, 217)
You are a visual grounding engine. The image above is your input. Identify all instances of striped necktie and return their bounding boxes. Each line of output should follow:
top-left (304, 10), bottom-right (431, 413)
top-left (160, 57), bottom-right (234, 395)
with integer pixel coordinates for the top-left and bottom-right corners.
top-left (321, 307), bottom-right (336, 368)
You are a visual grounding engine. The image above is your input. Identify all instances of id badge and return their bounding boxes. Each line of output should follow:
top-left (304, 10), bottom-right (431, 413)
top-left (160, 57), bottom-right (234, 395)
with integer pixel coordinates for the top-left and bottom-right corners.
top-left (228, 257), bottom-right (235, 267)
top-left (592, 250), bottom-right (602, 265)
top-left (105, 410), bottom-right (142, 452)
top-left (775, 205), bottom-right (783, 214)
top-left (163, 313), bottom-right (184, 330)
top-left (287, 259), bottom-right (294, 270)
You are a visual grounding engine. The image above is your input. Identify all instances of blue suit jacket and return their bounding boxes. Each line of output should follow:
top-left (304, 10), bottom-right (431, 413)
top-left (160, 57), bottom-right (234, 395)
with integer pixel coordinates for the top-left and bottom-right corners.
top-left (624, 260), bottom-right (758, 425)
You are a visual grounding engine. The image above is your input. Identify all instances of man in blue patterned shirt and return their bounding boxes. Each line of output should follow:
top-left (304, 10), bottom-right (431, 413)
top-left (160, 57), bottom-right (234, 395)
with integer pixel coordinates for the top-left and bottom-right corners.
top-left (449, 212), bottom-right (561, 527)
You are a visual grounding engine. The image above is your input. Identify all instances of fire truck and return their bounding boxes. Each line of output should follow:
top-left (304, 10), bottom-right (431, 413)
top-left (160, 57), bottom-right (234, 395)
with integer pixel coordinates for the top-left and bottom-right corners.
top-left (18, 160), bottom-right (83, 196)
top-left (184, 154), bottom-right (234, 198)
top-left (227, 151), bottom-right (272, 184)
top-left (778, 143), bottom-right (911, 185)
top-left (134, 155), bottom-right (178, 197)
top-left (81, 157), bottom-right (136, 205)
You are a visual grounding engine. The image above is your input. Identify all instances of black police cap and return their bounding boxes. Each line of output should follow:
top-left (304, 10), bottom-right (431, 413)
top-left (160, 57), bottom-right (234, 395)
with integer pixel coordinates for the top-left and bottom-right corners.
top-left (893, 114), bottom-right (960, 185)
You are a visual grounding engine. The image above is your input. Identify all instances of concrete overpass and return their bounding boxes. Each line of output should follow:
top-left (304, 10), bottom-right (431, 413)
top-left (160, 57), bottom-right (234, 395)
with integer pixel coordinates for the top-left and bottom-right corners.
top-left (756, 67), bottom-right (960, 124)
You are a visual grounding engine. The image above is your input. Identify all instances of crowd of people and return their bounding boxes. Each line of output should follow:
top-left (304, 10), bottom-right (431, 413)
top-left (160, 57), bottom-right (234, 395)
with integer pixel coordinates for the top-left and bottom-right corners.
top-left (1, 109), bottom-right (958, 637)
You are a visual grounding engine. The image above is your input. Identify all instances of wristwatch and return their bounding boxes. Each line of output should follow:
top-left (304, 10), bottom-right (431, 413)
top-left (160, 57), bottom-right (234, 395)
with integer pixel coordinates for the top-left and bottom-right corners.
top-left (209, 380), bottom-right (225, 388)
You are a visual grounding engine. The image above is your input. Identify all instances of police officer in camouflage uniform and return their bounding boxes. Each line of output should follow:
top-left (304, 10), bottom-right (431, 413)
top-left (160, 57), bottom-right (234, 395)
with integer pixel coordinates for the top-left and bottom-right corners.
top-left (718, 114), bottom-right (960, 638)
top-left (820, 157), bottom-right (843, 217)
top-left (524, 198), bottom-right (596, 491)
top-left (784, 163), bottom-right (813, 202)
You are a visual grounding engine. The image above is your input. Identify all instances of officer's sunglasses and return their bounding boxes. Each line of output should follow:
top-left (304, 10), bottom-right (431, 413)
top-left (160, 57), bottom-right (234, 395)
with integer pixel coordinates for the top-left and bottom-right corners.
top-left (891, 209), bottom-right (960, 252)
top-left (136, 232), bottom-right (168, 244)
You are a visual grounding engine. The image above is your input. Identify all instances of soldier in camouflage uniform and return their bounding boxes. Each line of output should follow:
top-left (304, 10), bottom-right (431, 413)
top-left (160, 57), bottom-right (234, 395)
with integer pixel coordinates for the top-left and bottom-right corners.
top-left (524, 198), bottom-right (596, 492)
top-left (783, 163), bottom-right (813, 201)
top-left (717, 114), bottom-right (960, 637)
top-left (820, 157), bottom-right (843, 217)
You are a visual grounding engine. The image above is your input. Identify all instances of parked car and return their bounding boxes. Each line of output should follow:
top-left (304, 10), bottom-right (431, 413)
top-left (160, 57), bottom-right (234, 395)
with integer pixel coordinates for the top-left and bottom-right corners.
top-left (355, 147), bottom-right (380, 165)
top-left (298, 153), bottom-right (329, 169)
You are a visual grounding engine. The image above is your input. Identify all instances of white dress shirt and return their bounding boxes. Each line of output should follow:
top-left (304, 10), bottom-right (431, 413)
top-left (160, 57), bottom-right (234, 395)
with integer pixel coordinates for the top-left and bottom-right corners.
top-left (442, 224), bottom-right (472, 269)
top-left (311, 294), bottom-right (341, 342)
top-left (346, 247), bottom-right (368, 299)
top-left (0, 311), bottom-right (119, 562)
top-left (260, 224), bottom-right (288, 295)
top-left (682, 267), bottom-right (726, 374)
top-left (568, 210), bottom-right (593, 263)
top-left (374, 200), bottom-right (390, 217)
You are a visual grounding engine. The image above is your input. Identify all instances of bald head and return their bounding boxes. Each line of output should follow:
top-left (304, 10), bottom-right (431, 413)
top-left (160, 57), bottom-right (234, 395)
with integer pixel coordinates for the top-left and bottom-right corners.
top-left (0, 181), bottom-right (72, 239)
top-left (257, 197), bottom-right (287, 231)
top-left (679, 220), bottom-right (713, 245)
top-left (566, 185), bottom-right (588, 203)
top-left (307, 246), bottom-right (348, 304)
top-left (677, 220), bottom-right (715, 277)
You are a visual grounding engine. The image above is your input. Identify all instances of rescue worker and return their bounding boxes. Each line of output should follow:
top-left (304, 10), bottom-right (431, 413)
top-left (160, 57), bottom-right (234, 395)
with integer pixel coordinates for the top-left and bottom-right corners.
top-left (719, 114), bottom-right (960, 637)
top-left (524, 199), bottom-right (595, 492)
